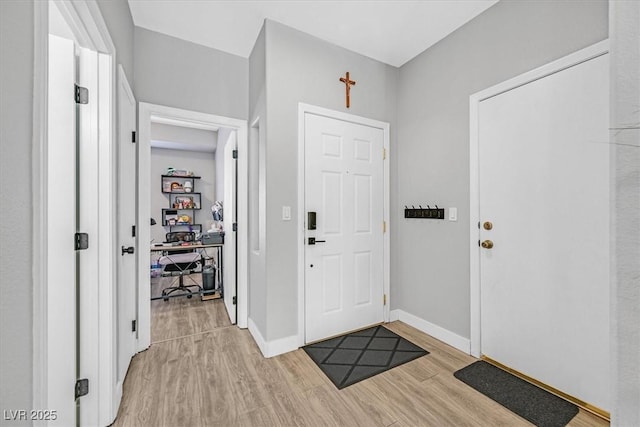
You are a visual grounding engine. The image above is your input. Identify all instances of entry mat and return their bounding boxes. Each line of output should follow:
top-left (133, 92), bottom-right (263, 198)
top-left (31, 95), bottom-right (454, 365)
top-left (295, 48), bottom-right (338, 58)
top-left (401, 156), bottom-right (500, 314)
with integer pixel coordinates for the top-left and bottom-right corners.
top-left (454, 361), bottom-right (579, 427)
top-left (303, 325), bottom-right (429, 389)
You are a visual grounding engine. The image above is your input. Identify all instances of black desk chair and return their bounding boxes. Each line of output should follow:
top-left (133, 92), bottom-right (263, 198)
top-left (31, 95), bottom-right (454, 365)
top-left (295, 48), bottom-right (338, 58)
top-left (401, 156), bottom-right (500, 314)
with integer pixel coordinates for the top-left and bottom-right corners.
top-left (159, 231), bottom-right (202, 301)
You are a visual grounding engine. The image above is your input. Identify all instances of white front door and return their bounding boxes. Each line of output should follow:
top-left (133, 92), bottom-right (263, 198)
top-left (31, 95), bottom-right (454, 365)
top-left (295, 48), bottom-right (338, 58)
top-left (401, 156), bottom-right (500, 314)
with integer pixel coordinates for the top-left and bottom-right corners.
top-left (478, 53), bottom-right (609, 409)
top-left (116, 66), bottom-right (137, 406)
top-left (304, 113), bottom-right (384, 343)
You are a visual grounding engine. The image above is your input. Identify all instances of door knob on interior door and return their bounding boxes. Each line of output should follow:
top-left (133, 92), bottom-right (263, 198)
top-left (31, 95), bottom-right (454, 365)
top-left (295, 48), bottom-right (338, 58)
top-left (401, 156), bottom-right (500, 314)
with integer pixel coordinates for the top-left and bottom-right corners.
top-left (121, 246), bottom-right (135, 255)
top-left (308, 237), bottom-right (326, 245)
top-left (481, 240), bottom-right (494, 249)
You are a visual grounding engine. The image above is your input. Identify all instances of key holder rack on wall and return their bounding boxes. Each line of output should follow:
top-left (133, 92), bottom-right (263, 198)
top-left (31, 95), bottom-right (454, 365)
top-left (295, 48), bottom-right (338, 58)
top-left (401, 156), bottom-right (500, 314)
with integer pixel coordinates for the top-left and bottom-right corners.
top-left (404, 205), bottom-right (445, 219)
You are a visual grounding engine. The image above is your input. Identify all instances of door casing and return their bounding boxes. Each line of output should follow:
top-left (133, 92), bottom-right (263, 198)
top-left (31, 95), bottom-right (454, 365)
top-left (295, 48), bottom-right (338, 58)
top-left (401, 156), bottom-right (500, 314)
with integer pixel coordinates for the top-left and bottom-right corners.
top-left (33, 1), bottom-right (117, 425)
top-left (469, 40), bottom-right (610, 357)
top-left (297, 103), bottom-right (390, 346)
top-left (137, 103), bottom-right (249, 351)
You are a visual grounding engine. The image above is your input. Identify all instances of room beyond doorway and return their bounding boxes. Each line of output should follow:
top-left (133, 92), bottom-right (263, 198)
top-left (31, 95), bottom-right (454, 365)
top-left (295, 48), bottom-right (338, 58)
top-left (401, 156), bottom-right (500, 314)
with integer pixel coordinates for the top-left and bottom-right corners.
top-left (137, 103), bottom-right (248, 352)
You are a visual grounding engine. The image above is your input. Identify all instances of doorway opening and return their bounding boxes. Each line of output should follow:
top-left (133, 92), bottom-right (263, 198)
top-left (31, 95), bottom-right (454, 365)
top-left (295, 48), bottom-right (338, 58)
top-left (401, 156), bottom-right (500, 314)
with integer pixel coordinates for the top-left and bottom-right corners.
top-left (137, 103), bottom-right (248, 351)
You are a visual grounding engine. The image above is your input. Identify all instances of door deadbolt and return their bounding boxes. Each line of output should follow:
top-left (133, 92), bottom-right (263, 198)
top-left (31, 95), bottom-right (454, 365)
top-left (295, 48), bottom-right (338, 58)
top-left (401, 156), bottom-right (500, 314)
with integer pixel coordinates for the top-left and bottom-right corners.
top-left (481, 240), bottom-right (494, 249)
top-left (483, 221), bottom-right (493, 230)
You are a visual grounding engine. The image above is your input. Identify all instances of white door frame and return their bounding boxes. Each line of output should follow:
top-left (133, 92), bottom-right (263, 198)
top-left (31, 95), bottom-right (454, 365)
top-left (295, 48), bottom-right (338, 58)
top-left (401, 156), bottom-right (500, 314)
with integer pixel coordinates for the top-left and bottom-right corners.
top-left (469, 40), bottom-right (609, 358)
top-left (297, 103), bottom-right (390, 346)
top-left (137, 102), bottom-right (249, 351)
top-left (33, 1), bottom-right (117, 425)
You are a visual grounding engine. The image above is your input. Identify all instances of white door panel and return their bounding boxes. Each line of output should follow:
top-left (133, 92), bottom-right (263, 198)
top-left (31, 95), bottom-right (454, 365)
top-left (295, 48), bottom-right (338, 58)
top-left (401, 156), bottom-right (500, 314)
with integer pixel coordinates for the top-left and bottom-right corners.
top-left (479, 54), bottom-right (609, 409)
top-left (116, 66), bottom-right (137, 406)
top-left (47, 34), bottom-right (77, 427)
top-left (305, 114), bottom-right (384, 343)
top-left (223, 131), bottom-right (237, 324)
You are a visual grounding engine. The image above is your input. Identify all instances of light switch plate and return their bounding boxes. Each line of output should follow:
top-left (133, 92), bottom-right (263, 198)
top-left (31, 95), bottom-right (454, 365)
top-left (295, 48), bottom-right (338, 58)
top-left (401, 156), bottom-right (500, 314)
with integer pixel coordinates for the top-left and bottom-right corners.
top-left (282, 206), bottom-right (291, 221)
top-left (449, 207), bottom-right (457, 221)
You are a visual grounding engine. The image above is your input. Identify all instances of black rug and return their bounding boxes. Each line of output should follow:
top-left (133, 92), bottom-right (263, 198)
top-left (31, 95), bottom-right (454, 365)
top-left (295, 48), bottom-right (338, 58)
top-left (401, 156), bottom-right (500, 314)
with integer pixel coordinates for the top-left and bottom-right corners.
top-left (303, 325), bottom-right (428, 389)
top-left (454, 361), bottom-right (579, 427)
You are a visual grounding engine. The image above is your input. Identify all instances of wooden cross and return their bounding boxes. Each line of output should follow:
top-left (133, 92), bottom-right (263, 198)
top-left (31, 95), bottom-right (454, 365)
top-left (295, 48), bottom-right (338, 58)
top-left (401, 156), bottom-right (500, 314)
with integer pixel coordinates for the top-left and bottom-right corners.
top-left (339, 72), bottom-right (356, 108)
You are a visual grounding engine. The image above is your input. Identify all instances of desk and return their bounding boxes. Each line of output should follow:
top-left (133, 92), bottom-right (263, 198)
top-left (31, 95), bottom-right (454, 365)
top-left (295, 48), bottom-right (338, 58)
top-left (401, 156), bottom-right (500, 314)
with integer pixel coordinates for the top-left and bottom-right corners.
top-left (150, 242), bottom-right (223, 301)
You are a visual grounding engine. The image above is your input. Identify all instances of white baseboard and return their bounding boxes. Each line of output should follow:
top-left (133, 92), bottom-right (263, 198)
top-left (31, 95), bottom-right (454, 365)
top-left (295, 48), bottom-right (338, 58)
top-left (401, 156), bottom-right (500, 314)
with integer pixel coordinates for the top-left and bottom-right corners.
top-left (248, 318), bottom-right (299, 358)
top-left (389, 309), bottom-right (471, 354)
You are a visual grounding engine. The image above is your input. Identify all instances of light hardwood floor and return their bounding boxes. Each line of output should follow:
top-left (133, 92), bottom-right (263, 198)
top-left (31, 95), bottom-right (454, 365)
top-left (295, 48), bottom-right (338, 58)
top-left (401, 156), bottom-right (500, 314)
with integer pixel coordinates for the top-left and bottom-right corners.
top-left (115, 290), bottom-right (609, 427)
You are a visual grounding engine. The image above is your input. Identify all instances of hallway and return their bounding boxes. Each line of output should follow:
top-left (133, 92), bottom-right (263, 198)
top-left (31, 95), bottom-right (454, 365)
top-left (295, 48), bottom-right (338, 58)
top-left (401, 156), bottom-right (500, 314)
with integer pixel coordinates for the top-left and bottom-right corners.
top-left (113, 311), bottom-right (607, 426)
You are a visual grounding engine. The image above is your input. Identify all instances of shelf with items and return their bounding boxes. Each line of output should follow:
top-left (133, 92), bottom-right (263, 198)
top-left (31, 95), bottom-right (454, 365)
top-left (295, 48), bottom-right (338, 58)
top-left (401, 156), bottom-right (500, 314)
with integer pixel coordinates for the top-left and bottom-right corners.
top-left (161, 175), bottom-right (201, 194)
top-left (161, 209), bottom-right (199, 226)
top-left (169, 193), bottom-right (201, 210)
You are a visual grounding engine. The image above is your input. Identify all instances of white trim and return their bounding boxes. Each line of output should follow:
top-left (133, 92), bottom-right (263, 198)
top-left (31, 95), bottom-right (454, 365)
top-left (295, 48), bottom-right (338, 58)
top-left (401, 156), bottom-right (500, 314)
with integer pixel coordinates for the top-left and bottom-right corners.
top-left (297, 103), bottom-right (391, 346)
top-left (248, 318), bottom-right (299, 358)
top-left (32, 0), bottom-right (49, 417)
top-left (98, 54), bottom-right (116, 426)
top-left (390, 310), bottom-right (471, 354)
top-left (468, 40), bottom-right (610, 358)
top-left (54, 0), bottom-right (116, 54)
top-left (137, 103), bottom-right (249, 350)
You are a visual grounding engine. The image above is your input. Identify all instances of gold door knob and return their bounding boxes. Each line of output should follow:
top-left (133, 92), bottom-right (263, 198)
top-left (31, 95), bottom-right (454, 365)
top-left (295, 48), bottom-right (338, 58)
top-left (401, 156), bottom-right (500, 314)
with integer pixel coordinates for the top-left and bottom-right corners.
top-left (481, 240), bottom-right (494, 249)
top-left (483, 221), bottom-right (493, 230)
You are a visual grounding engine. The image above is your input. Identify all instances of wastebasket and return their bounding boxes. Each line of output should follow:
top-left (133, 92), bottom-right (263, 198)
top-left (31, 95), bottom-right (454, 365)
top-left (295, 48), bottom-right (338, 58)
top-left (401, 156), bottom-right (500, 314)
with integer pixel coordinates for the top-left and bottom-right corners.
top-left (202, 265), bottom-right (216, 291)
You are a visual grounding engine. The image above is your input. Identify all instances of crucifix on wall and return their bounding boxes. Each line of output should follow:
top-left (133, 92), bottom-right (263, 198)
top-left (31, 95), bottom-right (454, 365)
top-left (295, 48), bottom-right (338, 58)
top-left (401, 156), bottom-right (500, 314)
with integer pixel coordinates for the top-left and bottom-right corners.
top-left (339, 72), bottom-right (356, 108)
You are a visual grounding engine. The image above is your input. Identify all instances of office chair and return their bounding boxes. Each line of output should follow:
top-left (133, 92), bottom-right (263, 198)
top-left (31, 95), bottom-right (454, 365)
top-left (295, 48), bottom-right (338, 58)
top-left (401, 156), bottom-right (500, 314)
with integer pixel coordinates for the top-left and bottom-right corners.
top-left (159, 231), bottom-right (202, 300)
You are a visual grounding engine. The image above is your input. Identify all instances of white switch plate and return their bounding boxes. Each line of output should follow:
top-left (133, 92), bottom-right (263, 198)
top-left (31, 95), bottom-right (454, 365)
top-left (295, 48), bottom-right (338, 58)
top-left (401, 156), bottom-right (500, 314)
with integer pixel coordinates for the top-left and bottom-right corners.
top-left (282, 206), bottom-right (291, 221)
top-left (449, 207), bottom-right (457, 221)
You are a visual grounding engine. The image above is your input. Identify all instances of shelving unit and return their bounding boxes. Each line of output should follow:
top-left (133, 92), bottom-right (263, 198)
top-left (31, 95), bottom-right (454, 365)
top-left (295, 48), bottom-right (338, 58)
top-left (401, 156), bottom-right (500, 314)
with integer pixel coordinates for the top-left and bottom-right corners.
top-left (161, 175), bottom-right (202, 232)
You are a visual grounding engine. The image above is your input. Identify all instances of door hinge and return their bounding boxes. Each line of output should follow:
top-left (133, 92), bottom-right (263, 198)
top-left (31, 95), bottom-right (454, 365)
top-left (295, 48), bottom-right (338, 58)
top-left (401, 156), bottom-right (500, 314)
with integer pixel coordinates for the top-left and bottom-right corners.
top-left (383, 221), bottom-right (386, 233)
top-left (75, 233), bottom-right (89, 250)
top-left (75, 378), bottom-right (89, 399)
top-left (131, 131), bottom-right (136, 143)
top-left (232, 223), bottom-right (237, 232)
top-left (383, 294), bottom-right (387, 305)
top-left (74, 84), bottom-right (88, 104)
top-left (383, 148), bottom-right (386, 160)
top-left (232, 296), bottom-right (237, 305)
top-left (131, 319), bottom-right (137, 332)
top-left (131, 225), bottom-right (136, 237)
top-left (232, 150), bottom-right (238, 159)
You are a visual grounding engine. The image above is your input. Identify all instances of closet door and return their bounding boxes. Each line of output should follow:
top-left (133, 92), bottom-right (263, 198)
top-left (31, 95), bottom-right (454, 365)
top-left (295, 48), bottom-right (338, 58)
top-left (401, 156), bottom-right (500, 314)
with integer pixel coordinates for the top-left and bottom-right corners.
top-left (479, 53), bottom-right (609, 410)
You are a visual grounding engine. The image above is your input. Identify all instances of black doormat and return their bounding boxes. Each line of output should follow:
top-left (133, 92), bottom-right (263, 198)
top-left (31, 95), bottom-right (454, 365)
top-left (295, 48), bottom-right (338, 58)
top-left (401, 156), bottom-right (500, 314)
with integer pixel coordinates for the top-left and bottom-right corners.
top-left (303, 325), bottom-right (429, 389)
top-left (454, 361), bottom-right (579, 427)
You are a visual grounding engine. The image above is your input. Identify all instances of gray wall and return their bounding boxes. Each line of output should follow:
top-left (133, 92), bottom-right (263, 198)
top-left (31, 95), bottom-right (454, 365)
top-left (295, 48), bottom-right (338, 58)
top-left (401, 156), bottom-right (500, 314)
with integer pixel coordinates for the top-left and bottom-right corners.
top-left (394, 0), bottom-right (608, 338)
top-left (248, 25), bottom-right (267, 335)
top-left (134, 27), bottom-right (248, 120)
top-left (150, 148), bottom-right (216, 243)
top-left (0, 1), bottom-right (35, 420)
top-left (96, 0), bottom-right (134, 85)
top-left (610, 2), bottom-right (640, 425)
top-left (263, 20), bottom-right (398, 340)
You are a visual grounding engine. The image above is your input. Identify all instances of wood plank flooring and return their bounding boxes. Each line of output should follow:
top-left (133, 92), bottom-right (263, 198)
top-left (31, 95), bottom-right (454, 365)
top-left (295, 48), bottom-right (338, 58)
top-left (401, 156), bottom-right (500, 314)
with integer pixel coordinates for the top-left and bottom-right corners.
top-left (114, 295), bottom-right (609, 426)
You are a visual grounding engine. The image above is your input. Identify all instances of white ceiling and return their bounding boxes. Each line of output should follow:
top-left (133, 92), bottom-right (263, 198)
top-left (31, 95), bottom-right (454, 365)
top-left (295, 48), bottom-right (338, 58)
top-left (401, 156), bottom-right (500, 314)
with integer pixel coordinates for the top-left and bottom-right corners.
top-left (151, 122), bottom-right (218, 153)
top-left (127, 0), bottom-right (498, 68)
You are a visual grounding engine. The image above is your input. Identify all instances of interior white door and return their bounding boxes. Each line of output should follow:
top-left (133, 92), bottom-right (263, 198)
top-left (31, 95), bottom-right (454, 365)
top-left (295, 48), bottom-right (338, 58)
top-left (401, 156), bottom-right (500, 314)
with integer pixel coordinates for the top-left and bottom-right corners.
top-left (223, 131), bottom-right (237, 324)
top-left (116, 66), bottom-right (137, 406)
top-left (304, 113), bottom-right (384, 343)
top-left (479, 54), bottom-right (609, 409)
top-left (47, 34), bottom-right (77, 427)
